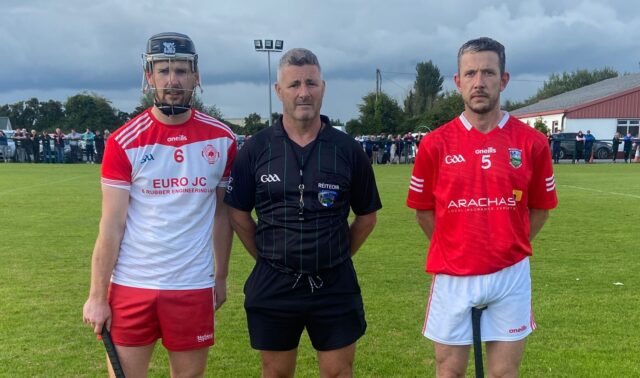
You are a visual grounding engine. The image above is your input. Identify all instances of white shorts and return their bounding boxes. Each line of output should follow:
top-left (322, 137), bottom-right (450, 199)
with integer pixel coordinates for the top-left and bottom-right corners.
top-left (423, 257), bottom-right (535, 345)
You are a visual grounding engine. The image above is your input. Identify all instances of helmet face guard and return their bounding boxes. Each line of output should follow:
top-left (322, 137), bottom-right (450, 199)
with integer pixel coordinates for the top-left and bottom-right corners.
top-left (142, 32), bottom-right (201, 116)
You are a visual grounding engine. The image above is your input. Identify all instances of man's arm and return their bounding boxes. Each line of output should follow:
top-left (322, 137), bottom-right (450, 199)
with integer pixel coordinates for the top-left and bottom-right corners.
top-left (349, 212), bottom-right (377, 257)
top-left (228, 207), bottom-right (258, 259)
top-left (529, 208), bottom-right (549, 241)
top-left (82, 186), bottom-right (129, 334)
top-left (213, 188), bottom-right (233, 310)
top-left (415, 210), bottom-right (435, 240)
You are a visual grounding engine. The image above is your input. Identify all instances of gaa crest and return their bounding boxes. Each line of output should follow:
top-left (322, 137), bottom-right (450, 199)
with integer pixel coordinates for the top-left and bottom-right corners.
top-left (509, 148), bottom-right (522, 168)
top-left (202, 144), bottom-right (220, 164)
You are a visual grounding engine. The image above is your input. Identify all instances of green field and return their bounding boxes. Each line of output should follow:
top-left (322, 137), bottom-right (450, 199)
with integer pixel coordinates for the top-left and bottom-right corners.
top-left (0, 163), bottom-right (639, 377)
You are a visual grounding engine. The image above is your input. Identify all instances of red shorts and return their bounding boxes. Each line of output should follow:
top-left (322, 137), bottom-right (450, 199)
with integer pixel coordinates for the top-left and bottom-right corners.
top-left (108, 283), bottom-right (214, 351)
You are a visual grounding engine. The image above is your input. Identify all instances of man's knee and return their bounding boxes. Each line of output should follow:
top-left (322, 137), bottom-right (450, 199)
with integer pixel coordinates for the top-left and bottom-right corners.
top-left (435, 357), bottom-right (467, 378)
top-left (261, 349), bottom-right (297, 378)
top-left (434, 343), bottom-right (470, 378)
top-left (319, 364), bottom-right (353, 378)
top-left (168, 347), bottom-right (209, 378)
top-left (486, 340), bottom-right (526, 378)
top-left (318, 343), bottom-right (356, 378)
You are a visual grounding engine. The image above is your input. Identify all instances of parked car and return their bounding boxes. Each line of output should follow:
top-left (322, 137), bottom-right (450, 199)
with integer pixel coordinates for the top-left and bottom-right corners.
top-left (554, 132), bottom-right (613, 160)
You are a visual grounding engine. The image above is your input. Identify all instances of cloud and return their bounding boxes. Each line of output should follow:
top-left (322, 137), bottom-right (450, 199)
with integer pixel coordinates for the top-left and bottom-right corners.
top-left (1, 0), bottom-right (639, 121)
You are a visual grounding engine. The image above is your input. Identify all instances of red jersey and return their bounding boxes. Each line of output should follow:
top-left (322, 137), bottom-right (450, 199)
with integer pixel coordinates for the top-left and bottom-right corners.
top-left (406, 113), bottom-right (557, 276)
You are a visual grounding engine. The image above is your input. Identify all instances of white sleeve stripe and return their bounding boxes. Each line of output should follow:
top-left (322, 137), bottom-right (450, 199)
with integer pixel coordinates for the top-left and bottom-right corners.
top-left (101, 179), bottom-right (131, 190)
top-left (411, 176), bottom-right (425, 183)
top-left (120, 120), bottom-right (154, 148)
top-left (546, 183), bottom-right (556, 192)
top-left (545, 175), bottom-right (555, 182)
top-left (409, 185), bottom-right (423, 193)
top-left (194, 112), bottom-right (235, 137)
top-left (115, 113), bottom-right (151, 143)
top-left (116, 118), bottom-right (152, 147)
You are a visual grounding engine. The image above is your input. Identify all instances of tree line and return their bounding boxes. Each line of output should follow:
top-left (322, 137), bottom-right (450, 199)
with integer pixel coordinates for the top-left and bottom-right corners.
top-left (0, 92), bottom-right (240, 135)
top-left (0, 67), bottom-right (618, 136)
top-left (347, 65), bottom-right (619, 136)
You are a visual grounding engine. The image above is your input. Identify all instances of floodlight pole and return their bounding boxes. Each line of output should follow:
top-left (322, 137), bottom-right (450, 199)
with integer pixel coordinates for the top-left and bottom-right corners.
top-left (254, 39), bottom-right (284, 126)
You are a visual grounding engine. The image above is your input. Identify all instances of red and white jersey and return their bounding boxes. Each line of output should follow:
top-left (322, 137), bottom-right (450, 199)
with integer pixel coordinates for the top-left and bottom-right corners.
top-left (102, 108), bottom-right (237, 289)
top-left (407, 113), bottom-right (557, 276)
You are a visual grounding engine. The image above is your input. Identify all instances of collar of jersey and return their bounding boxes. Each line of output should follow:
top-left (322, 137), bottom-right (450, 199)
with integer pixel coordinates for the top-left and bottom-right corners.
top-left (273, 114), bottom-right (332, 141)
top-left (459, 111), bottom-right (510, 131)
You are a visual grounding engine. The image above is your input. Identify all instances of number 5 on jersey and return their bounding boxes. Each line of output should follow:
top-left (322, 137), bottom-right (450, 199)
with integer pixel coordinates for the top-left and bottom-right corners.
top-left (174, 148), bottom-right (184, 163)
top-left (481, 154), bottom-right (491, 170)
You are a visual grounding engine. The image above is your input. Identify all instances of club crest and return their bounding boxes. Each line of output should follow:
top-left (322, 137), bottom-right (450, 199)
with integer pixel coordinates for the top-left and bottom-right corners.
top-left (509, 148), bottom-right (522, 168)
top-left (163, 42), bottom-right (176, 55)
top-left (202, 145), bottom-right (220, 164)
top-left (318, 190), bottom-right (337, 207)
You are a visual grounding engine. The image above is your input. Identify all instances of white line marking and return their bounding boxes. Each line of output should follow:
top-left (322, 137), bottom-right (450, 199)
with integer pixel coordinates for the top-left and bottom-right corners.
top-left (559, 185), bottom-right (640, 199)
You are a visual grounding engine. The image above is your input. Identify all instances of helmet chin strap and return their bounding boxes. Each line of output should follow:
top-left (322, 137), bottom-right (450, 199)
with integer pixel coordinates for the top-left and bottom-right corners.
top-left (155, 102), bottom-right (191, 116)
top-left (152, 87), bottom-right (195, 116)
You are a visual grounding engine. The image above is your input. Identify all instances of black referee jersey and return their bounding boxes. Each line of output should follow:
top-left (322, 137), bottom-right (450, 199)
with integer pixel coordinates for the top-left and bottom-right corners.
top-left (224, 115), bottom-right (382, 274)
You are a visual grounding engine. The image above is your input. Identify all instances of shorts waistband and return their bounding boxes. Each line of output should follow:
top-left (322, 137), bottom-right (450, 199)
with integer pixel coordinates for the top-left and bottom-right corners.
top-left (259, 258), bottom-right (351, 293)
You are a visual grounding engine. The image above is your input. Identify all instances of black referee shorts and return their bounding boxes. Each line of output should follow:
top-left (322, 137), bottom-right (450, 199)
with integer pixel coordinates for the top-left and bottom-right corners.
top-left (244, 258), bottom-right (367, 352)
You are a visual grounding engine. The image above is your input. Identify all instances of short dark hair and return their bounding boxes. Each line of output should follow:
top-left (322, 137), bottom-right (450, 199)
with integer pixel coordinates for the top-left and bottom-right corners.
top-left (457, 37), bottom-right (506, 74)
top-left (277, 48), bottom-right (322, 80)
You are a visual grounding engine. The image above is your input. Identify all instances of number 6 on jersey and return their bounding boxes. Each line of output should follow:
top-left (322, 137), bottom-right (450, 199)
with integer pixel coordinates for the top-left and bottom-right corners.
top-left (174, 148), bottom-right (184, 163)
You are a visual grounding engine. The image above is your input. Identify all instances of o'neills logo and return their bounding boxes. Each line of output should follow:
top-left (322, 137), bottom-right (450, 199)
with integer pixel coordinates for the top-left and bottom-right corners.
top-left (475, 147), bottom-right (496, 154)
top-left (167, 135), bottom-right (188, 142)
top-left (509, 325), bottom-right (527, 334)
top-left (448, 196), bottom-right (516, 208)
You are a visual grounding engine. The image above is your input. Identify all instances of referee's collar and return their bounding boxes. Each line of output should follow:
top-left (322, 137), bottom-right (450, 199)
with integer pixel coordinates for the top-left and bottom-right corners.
top-left (459, 111), bottom-right (510, 131)
top-left (273, 115), bottom-right (332, 141)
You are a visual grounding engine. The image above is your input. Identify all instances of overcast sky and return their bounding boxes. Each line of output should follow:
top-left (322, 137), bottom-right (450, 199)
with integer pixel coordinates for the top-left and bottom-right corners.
top-left (1, 0), bottom-right (639, 123)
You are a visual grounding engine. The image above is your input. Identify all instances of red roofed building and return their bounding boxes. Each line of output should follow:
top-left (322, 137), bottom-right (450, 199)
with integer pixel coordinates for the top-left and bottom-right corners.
top-left (511, 73), bottom-right (640, 139)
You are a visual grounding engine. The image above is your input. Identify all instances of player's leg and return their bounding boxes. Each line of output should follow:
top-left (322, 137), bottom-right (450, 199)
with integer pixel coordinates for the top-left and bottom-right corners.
top-left (422, 273), bottom-right (478, 377)
top-left (244, 260), bottom-right (306, 378)
top-left (433, 342), bottom-right (470, 378)
top-left (481, 258), bottom-right (532, 378)
top-left (260, 349), bottom-right (298, 378)
top-left (109, 343), bottom-right (156, 378)
top-left (158, 287), bottom-right (215, 377)
top-left (167, 347), bottom-right (210, 378)
top-left (108, 284), bottom-right (163, 377)
top-left (485, 339), bottom-right (526, 378)
top-left (317, 343), bottom-right (356, 378)
top-left (307, 260), bottom-right (366, 378)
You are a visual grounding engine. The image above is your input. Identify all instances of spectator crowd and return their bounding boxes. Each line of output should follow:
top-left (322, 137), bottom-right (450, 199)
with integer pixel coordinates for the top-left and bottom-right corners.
top-left (355, 131), bottom-right (425, 164)
top-left (0, 128), bottom-right (111, 164)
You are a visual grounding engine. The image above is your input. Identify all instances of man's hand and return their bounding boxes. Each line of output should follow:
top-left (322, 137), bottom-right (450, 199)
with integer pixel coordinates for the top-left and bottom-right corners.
top-left (83, 297), bottom-right (112, 335)
top-left (214, 278), bottom-right (227, 310)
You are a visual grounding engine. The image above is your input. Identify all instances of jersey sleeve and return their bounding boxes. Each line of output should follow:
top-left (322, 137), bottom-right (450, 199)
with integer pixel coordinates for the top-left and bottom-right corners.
top-left (218, 137), bottom-right (237, 188)
top-left (406, 135), bottom-right (437, 210)
top-left (101, 136), bottom-right (132, 190)
top-left (528, 139), bottom-right (558, 209)
top-left (350, 142), bottom-right (382, 215)
top-left (223, 140), bottom-right (256, 212)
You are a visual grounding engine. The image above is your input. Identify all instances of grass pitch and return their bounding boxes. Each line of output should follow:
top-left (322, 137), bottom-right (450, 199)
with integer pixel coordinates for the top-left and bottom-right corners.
top-left (0, 163), bottom-right (638, 377)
